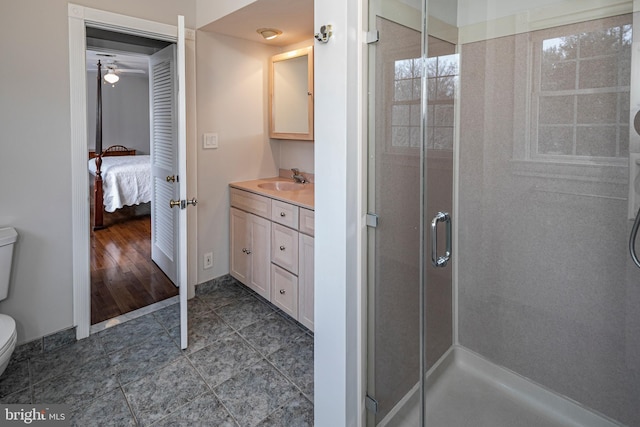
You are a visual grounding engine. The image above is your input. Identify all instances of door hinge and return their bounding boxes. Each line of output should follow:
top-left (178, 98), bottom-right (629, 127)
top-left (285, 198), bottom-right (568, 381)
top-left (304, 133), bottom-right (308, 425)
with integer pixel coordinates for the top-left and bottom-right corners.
top-left (365, 395), bottom-right (379, 414)
top-left (366, 30), bottom-right (379, 44)
top-left (366, 213), bottom-right (379, 228)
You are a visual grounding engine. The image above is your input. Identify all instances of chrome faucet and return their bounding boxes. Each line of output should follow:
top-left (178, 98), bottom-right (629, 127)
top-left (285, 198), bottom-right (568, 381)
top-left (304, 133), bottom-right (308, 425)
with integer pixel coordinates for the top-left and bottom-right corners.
top-left (291, 168), bottom-right (307, 184)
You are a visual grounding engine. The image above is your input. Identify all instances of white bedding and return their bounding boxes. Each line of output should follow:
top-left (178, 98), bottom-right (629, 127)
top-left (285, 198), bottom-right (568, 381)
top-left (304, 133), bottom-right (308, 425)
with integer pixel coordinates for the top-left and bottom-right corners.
top-left (88, 155), bottom-right (151, 212)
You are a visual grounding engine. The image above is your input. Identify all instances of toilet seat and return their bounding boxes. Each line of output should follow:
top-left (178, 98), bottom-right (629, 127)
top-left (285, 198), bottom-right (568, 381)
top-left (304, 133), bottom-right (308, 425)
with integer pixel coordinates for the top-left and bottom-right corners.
top-left (0, 314), bottom-right (16, 353)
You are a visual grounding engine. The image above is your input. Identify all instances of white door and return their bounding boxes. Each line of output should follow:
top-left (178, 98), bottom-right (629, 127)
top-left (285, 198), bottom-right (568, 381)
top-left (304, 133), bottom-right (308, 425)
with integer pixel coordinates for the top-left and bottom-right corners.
top-left (149, 16), bottom-right (189, 349)
top-left (176, 15), bottom-right (189, 350)
top-left (150, 43), bottom-right (179, 284)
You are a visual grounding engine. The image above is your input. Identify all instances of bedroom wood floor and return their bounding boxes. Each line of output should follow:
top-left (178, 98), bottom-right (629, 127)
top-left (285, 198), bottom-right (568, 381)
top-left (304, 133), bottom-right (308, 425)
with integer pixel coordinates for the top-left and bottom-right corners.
top-left (90, 207), bottom-right (178, 325)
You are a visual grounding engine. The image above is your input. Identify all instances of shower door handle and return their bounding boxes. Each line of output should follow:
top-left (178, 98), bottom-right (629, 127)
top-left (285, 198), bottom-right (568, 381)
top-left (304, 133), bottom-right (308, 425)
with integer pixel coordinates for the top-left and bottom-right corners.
top-left (431, 211), bottom-right (451, 268)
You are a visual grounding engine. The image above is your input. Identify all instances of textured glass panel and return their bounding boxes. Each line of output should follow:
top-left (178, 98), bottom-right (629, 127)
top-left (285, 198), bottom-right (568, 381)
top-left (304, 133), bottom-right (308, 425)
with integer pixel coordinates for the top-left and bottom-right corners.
top-left (392, 104), bottom-right (410, 126)
top-left (538, 125), bottom-right (573, 154)
top-left (619, 125), bottom-right (629, 156)
top-left (427, 57), bottom-right (437, 78)
top-left (575, 126), bottom-right (617, 157)
top-left (436, 76), bottom-right (456, 100)
top-left (433, 127), bottom-right (454, 150)
top-left (437, 54), bottom-right (459, 76)
top-left (395, 79), bottom-right (413, 101)
top-left (541, 60), bottom-right (576, 91)
top-left (392, 126), bottom-right (410, 147)
top-left (576, 93), bottom-right (618, 124)
top-left (539, 96), bottom-right (575, 125)
top-left (578, 57), bottom-right (618, 89)
top-left (435, 105), bottom-right (454, 126)
top-left (543, 36), bottom-right (578, 60)
top-left (395, 58), bottom-right (413, 79)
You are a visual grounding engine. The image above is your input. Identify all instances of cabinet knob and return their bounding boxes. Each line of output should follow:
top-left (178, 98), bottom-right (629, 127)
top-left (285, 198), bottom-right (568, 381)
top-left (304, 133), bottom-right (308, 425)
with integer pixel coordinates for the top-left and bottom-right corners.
top-left (280, 212), bottom-right (286, 217)
top-left (280, 289), bottom-right (286, 295)
top-left (242, 248), bottom-right (251, 254)
top-left (280, 245), bottom-right (285, 251)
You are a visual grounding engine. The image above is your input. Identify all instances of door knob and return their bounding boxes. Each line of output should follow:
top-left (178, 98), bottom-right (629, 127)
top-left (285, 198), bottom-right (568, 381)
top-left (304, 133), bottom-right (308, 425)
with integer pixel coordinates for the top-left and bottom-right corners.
top-left (166, 175), bottom-right (176, 182)
top-left (169, 199), bottom-right (182, 208)
top-left (186, 198), bottom-right (198, 207)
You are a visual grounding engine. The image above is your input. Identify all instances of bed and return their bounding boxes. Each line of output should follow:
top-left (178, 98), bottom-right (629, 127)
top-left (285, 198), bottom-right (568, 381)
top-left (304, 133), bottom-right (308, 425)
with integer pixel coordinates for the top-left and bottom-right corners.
top-left (90, 61), bottom-right (151, 230)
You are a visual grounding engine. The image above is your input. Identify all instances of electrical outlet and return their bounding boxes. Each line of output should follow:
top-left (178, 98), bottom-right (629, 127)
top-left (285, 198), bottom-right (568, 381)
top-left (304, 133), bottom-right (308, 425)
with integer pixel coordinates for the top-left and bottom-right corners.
top-left (203, 252), bottom-right (213, 269)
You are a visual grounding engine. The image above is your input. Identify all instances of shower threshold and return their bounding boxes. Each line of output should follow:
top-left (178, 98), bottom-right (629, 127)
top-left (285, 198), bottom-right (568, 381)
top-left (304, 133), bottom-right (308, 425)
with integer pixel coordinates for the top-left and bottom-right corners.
top-left (380, 346), bottom-right (621, 427)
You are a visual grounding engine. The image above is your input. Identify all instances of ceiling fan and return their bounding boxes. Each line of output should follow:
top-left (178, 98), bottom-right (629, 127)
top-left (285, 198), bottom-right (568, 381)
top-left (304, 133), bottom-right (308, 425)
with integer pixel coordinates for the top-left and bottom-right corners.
top-left (86, 51), bottom-right (148, 85)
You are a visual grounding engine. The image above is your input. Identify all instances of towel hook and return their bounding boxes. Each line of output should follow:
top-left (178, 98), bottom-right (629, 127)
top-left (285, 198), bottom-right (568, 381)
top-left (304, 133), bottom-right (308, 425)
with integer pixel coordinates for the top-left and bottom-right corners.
top-left (315, 25), bottom-right (333, 43)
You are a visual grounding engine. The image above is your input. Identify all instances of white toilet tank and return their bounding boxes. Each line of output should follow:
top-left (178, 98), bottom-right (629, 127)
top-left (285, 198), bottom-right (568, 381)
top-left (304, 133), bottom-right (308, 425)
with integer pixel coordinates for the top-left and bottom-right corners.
top-left (0, 227), bottom-right (17, 301)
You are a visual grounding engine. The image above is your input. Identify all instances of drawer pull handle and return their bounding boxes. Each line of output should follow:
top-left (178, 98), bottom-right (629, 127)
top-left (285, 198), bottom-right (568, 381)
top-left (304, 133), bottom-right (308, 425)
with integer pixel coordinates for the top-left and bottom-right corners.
top-left (280, 212), bottom-right (286, 217)
top-left (280, 245), bottom-right (286, 251)
top-left (280, 289), bottom-right (286, 295)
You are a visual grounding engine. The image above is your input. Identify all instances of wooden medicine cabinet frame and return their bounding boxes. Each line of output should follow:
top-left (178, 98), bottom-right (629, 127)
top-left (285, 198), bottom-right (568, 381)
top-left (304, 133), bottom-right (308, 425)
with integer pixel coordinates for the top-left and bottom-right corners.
top-left (269, 46), bottom-right (314, 141)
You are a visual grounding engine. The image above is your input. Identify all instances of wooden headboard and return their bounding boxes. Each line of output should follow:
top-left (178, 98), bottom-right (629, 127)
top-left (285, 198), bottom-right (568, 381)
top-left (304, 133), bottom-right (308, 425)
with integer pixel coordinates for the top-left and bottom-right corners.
top-left (89, 145), bottom-right (136, 159)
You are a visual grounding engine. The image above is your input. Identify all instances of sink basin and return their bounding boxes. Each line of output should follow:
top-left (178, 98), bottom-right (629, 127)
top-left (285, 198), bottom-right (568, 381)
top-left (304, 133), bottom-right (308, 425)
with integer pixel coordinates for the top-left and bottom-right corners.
top-left (257, 181), bottom-right (306, 192)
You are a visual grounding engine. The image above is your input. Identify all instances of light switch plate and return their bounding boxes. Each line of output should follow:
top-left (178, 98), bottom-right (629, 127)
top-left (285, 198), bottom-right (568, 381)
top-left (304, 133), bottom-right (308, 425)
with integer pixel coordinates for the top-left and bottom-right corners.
top-left (203, 133), bottom-right (218, 149)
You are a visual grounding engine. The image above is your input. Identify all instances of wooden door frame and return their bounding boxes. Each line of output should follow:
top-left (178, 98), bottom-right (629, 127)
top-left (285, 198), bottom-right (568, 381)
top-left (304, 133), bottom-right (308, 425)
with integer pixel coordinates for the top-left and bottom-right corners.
top-left (68, 4), bottom-right (197, 340)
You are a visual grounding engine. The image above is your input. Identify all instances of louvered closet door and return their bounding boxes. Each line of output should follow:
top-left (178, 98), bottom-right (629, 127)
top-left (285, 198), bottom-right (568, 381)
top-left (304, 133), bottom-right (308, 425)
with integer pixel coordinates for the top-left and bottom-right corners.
top-left (149, 44), bottom-right (179, 285)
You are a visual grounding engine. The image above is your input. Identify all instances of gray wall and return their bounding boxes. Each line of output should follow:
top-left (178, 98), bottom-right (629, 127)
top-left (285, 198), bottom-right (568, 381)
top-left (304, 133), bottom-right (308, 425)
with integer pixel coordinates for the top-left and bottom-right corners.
top-left (0, 0), bottom-right (195, 344)
top-left (87, 72), bottom-right (150, 155)
top-left (457, 15), bottom-right (640, 426)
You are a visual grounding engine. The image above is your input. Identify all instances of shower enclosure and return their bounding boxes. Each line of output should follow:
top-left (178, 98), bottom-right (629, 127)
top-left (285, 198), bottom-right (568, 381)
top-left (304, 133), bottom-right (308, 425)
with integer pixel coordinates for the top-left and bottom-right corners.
top-left (366, 1), bottom-right (640, 426)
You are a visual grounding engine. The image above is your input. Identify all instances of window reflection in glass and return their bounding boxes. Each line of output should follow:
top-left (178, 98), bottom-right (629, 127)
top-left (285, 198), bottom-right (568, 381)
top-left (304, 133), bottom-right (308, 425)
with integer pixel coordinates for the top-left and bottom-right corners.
top-left (534, 20), bottom-right (631, 160)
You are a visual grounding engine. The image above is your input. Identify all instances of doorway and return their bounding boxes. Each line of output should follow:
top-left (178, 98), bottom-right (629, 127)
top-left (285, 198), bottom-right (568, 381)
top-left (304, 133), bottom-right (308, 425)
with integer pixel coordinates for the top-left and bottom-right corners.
top-left (86, 29), bottom-right (179, 326)
top-left (69, 5), bottom-right (196, 345)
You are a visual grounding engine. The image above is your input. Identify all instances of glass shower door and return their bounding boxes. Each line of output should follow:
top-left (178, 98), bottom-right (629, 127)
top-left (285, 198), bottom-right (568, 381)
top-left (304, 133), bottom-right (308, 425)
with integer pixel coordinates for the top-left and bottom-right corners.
top-left (368, 1), bottom-right (639, 426)
top-left (366, 0), bottom-right (455, 424)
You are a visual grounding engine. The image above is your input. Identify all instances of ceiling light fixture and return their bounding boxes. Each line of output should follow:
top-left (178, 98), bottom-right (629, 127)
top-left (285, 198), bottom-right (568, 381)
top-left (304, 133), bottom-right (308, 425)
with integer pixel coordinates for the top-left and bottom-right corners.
top-left (103, 69), bottom-right (119, 85)
top-left (257, 28), bottom-right (282, 40)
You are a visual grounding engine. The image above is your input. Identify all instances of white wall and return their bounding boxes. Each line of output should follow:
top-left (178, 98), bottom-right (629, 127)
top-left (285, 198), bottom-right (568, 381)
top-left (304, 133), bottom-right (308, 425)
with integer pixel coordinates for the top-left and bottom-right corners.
top-left (278, 141), bottom-right (314, 174)
top-left (314, 0), bottom-right (364, 424)
top-left (87, 73), bottom-right (150, 154)
top-left (195, 0), bottom-right (256, 30)
top-left (0, 0), bottom-right (195, 344)
top-left (195, 31), bottom-right (280, 283)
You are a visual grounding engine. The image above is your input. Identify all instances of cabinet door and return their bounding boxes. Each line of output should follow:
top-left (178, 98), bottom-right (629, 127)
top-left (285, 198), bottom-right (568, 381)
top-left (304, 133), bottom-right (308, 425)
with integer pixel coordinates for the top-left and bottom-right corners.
top-left (271, 264), bottom-right (298, 318)
top-left (230, 208), bottom-right (250, 284)
top-left (271, 223), bottom-right (299, 274)
top-left (298, 233), bottom-right (314, 331)
top-left (249, 214), bottom-right (272, 299)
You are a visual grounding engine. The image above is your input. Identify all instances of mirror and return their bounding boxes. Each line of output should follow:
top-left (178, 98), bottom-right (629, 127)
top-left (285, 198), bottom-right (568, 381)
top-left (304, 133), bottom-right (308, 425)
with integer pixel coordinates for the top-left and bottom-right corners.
top-left (269, 46), bottom-right (314, 140)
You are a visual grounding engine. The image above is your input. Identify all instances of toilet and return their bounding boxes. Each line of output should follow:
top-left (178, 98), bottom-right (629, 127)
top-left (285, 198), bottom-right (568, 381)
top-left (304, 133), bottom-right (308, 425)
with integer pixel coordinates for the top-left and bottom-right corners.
top-left (0, 227), bottom-right (17, 376)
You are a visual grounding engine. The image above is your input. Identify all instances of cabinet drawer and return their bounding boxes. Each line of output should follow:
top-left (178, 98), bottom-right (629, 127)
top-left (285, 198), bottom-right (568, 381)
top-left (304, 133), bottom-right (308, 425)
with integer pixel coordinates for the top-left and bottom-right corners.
top-left (230, 188), bottom-right (271, 218)
top-left (271, 223), bottom-right (299, 274)
top-left (271, 199), bottom-right (299, 229)
top-left (271, 264), bottom-right (298, 318)
top-left (299, 208), bottom-right (314, 236)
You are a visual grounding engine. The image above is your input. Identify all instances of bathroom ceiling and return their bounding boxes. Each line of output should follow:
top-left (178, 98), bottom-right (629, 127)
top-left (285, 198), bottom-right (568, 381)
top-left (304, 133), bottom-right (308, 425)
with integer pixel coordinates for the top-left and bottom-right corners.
top-left (200, 0), bottom-right (314, 47)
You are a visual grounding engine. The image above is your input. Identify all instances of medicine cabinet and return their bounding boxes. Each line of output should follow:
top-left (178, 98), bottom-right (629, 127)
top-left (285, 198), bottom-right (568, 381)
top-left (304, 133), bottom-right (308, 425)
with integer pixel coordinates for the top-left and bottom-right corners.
top-left (269, 46), bottom-right (314, 140)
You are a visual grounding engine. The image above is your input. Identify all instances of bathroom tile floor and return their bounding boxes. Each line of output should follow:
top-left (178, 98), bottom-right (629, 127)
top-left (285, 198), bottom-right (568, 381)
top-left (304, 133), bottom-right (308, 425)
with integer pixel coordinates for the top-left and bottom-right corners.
top-left (0, 278), bottom-right (314, 426)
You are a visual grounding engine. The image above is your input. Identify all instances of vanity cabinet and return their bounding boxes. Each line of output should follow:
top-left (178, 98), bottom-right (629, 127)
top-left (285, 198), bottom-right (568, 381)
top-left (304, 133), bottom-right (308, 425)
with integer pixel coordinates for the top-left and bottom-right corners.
top-left (298, 231), bottom-right (314, 330)
top-left (230, 187), bottom-right (314, 331)
top-left (230, 197), bottom-right (272, 299)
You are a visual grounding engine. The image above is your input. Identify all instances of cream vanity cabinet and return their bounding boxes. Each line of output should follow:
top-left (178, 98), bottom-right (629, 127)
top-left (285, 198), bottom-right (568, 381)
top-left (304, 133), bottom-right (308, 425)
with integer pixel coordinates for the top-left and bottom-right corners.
top-left (230, 191), bottom-right (272, 299)
top-left (230, 187), bottom-right (314, 331)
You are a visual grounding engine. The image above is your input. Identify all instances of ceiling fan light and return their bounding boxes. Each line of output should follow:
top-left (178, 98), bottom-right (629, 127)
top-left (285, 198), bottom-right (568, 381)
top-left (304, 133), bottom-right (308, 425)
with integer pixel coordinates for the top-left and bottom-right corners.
top-left (257, 28), bottom-right (282, 40)
top-left (104, 70), bottom-right (119, 84)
